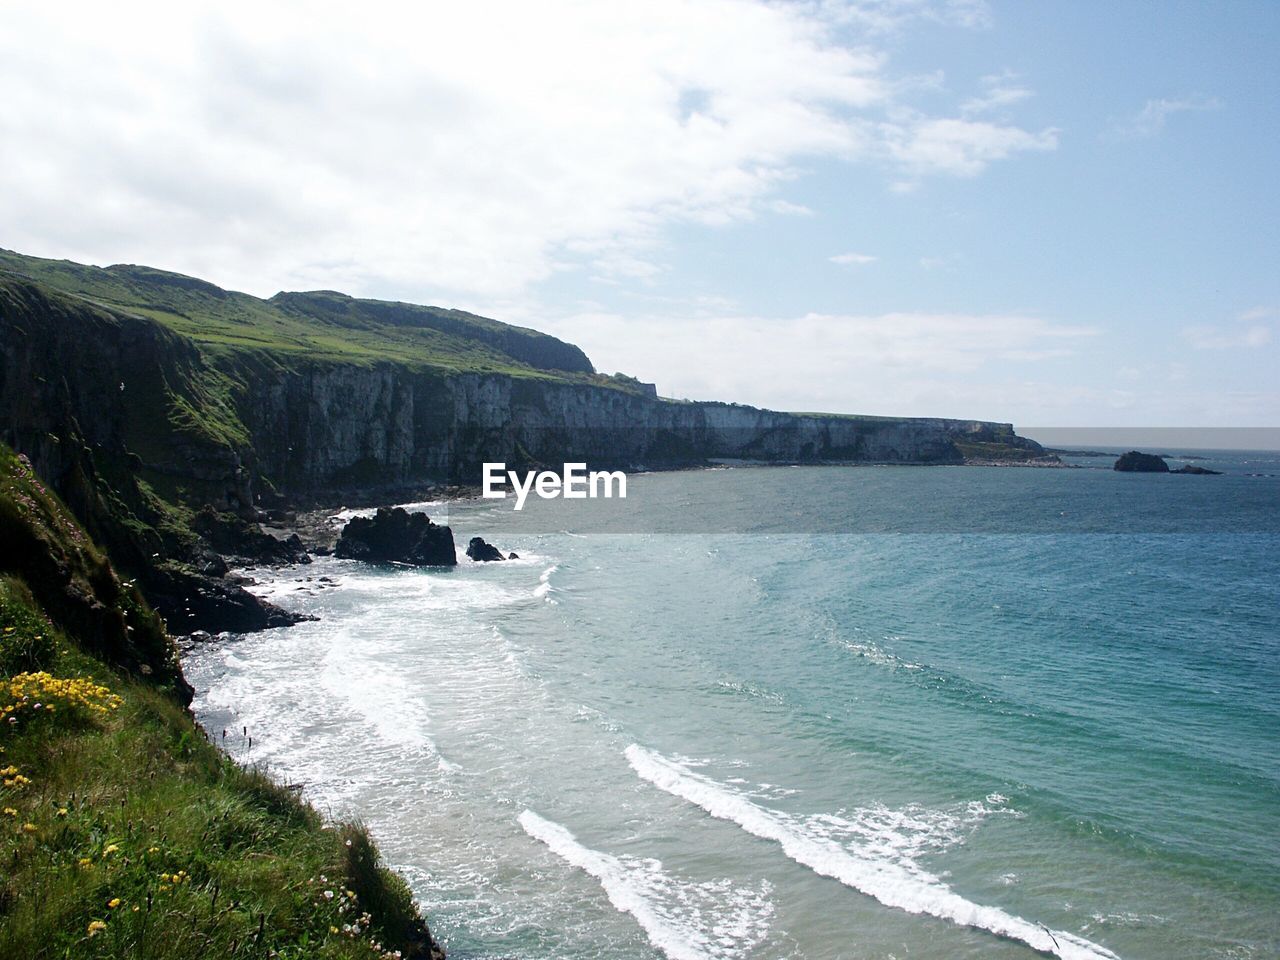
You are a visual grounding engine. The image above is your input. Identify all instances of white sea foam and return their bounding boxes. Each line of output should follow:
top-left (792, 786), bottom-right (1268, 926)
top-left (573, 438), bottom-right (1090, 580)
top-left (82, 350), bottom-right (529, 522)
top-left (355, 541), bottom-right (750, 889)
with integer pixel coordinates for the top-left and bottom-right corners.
top-left (533, 563), bottom-right (558, 599)
top-left (518, 810), bottom-right (772, 960)
top-left (837, 638), bottom-right (923, 671)
top-left (321, 646), bottom-right (433, 749)
top-left (625, 745), bottom-right (1120, 960)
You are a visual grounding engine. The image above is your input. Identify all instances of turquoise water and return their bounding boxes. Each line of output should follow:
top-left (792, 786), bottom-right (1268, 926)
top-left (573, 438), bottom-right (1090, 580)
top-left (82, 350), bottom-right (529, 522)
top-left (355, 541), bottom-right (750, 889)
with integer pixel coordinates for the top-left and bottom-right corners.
top-left (184, 455), bottom-right (1280, 959)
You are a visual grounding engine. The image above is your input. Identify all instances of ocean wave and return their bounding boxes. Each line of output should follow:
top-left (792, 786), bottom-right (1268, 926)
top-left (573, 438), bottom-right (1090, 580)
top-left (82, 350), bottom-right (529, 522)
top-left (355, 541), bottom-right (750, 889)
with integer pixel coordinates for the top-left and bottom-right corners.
top-left (836, 638), bottom-right (924, 671)
top-left (533, 563), bottom-right (558, 599)
top-left (710, 678), bottom-right (786, 705)
top-left (625, 744), bottom-right (1119, 960)
top-left (518, 809), bottom-right (773, 960)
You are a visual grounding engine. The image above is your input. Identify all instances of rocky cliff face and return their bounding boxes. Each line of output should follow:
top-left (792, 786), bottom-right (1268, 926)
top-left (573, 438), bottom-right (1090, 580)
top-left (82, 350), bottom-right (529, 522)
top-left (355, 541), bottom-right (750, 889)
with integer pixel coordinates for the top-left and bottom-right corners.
top-left (235, 362), bottom-right (1036, 494)
top-left (2, 272), bottom-right (1042, 508)
top-left (0, 277), bottom-right (297, 632)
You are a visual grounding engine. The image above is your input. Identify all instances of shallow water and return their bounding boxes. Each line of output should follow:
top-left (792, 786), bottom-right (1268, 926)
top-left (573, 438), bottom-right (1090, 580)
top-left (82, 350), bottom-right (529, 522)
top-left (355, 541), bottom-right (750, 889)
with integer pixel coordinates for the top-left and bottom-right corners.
top-left (184, 456), bottom-right (1280, 959)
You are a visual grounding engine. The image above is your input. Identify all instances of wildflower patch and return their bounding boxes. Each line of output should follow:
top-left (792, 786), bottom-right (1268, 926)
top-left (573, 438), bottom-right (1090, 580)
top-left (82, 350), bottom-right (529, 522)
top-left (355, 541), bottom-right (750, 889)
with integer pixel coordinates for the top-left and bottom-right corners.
top-left (1, 671), bottom-right (123, 731)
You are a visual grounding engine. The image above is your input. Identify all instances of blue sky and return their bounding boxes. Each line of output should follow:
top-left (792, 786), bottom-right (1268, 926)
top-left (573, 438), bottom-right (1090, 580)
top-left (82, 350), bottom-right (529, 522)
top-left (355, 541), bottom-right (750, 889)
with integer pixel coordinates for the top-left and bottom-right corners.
top-left (2, 1), bottom-right (1276, 427)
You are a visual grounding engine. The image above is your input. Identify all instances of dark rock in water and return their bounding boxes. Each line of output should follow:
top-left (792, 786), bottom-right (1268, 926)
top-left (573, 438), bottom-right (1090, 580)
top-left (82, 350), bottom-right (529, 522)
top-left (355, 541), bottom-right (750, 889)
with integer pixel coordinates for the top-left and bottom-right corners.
top-left (1172, 464), bottom-right (1222, 475)
top-left (466, 537), bottom-right (506, 562)
top-left (334, 507), bottom-right (457, 566)
top-left (508, 552), bottom-right (519, 560)
top-left (1114, 451), bottom-right (1170, 473)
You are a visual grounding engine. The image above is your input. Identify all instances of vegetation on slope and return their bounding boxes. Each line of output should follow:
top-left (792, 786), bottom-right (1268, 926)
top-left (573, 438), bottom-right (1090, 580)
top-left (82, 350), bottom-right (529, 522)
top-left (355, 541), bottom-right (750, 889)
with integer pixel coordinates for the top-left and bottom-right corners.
top-left (0, 444), bottom-right (443, 959)
top-left (0, 248), bottom-right (593, 379)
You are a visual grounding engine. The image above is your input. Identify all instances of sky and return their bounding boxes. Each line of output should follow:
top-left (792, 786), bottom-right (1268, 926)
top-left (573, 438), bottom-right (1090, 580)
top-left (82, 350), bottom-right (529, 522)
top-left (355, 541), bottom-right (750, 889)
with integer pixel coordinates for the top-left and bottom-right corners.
top-left (2, 0), bottom-right (1277, 428)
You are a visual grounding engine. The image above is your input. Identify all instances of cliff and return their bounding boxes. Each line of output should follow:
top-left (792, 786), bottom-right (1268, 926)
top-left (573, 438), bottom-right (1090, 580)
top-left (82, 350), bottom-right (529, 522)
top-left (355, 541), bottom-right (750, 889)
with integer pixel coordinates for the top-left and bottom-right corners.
top-left (1, 249), bottom-right (1045, 626)
top-left (0, 441), bottom-right (443, 960)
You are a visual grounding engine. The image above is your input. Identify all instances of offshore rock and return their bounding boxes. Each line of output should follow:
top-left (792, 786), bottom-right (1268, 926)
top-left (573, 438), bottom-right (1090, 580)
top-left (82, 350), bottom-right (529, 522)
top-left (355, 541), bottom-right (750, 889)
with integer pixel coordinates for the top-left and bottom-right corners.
top-left (334, 507), bottom-right (457, 566)
top-left (1172, 464), bottom-right (1222, 475)
top-left (1114, 451), bottom-right (1170, 472)
top-left (465, 537), bottom-right (506, 562)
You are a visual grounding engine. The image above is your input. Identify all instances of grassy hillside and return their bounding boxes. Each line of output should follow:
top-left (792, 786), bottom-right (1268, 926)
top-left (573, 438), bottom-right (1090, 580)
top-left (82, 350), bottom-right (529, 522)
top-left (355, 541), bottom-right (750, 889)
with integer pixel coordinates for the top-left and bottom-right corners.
top-left (0, 444), bottom-right (443, 959)
top-left (0, 248), bottom-right (594, 380)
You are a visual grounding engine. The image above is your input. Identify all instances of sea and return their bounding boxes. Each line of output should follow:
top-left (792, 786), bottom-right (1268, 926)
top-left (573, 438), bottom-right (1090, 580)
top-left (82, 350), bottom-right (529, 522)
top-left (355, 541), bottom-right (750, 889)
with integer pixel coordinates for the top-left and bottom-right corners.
top-left (182, 448), bottom-right (1280, 960)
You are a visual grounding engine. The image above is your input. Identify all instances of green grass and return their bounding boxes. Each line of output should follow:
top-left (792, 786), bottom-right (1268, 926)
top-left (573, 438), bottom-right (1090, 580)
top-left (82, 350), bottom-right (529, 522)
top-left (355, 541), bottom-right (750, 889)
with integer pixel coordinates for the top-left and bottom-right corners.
top-left (953, 440), bottom-right (1052, 462)
top-left (0, 445), bottom-right (442, 958)
top-left (0, 578), bottom-right (56, 675)
top-left (0, 657), bottom-right (433, 959)
top-left (0, 248), bottom-right (593, 381)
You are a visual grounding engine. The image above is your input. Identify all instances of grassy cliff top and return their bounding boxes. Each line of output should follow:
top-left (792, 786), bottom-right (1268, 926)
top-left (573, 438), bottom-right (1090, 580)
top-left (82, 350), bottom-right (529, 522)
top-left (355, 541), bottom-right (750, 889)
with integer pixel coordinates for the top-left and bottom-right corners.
top-left (0, 248), bottom-right (594, 381)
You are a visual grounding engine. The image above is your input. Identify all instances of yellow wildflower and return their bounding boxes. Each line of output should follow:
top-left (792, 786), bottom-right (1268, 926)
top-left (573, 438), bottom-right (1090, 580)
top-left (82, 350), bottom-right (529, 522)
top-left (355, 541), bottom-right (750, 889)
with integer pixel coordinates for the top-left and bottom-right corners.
top-left (2, 808), bottom-right (16, 817)
top-left (87, 920), bottom-right (107, 937)
top-left (56, 807), bottom-right (68, 817)
top-left (21, 822), bottom-right (37, 834)
top-left (102, 843), bottom-right (119, 856)
top-left (107, 898), bottom-right (121, 909)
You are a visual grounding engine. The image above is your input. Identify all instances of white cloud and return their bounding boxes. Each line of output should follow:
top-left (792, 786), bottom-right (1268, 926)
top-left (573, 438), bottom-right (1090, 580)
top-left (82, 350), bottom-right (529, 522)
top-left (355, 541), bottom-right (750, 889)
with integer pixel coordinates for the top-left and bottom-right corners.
top-left (0, 0), bottom-right (1053, 300)
top-left (767, 199), bottom-right (816, 217)
top-left (829, 252), bottom-right (878, 265)
top-left (1182, 323), bottom-right (1272, 350)
top-left (817, 0), bottom-right (993, 33)
top-left (884, 117), bottom-right (1059, 178)
top-left (1239, 306), bottom-right (1277, 322)
top-left (538, 308), bottom-right (1095, 417)
top-left (1116, 95), bottom-right (1221, 139)
top-left (591, 253), bottom-right (664, 282)
top-left (961, 72), bottom-right (1034, 115)
top-left (1180, 307), bottom-right (1275, 350)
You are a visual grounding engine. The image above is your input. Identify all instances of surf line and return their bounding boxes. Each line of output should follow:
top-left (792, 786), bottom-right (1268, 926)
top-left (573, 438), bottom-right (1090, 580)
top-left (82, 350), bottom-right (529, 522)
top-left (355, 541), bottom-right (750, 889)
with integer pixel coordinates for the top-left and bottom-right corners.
top-left (518, 809), bottom-right (769, 960)
top-left (625, 744), bottom-right (1120, 960)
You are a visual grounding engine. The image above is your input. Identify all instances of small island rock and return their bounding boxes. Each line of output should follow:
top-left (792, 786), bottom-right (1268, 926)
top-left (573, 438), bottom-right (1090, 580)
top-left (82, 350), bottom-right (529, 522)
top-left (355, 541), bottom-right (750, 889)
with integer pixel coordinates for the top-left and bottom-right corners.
top-left (1172, 464), bottom-right (1221, 475)
top-left (1114, 451), bottom-right (1170, 473)
top-left (466, 537), bottom-right (506, 562)
top-left (334, 507), bottom-right (457, 566)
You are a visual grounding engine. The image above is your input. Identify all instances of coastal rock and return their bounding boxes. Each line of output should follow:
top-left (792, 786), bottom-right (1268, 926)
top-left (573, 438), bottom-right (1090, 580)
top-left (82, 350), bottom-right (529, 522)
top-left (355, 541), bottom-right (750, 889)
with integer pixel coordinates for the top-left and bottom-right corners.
top-left (1114, 451), bottom-right (1170, 473)
top-left (508, 551), bottom-right (519, 560)
top-left (334, 507), bottom-right (457, 566)
top-left (193, 506), bottom-right (310, 565)
top-left (1172, 464), bottom-right (1221, 475)
top-left (465, 537), bottom-right (506, 562)
top-left (147, 563), bottom-right (310, 634)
